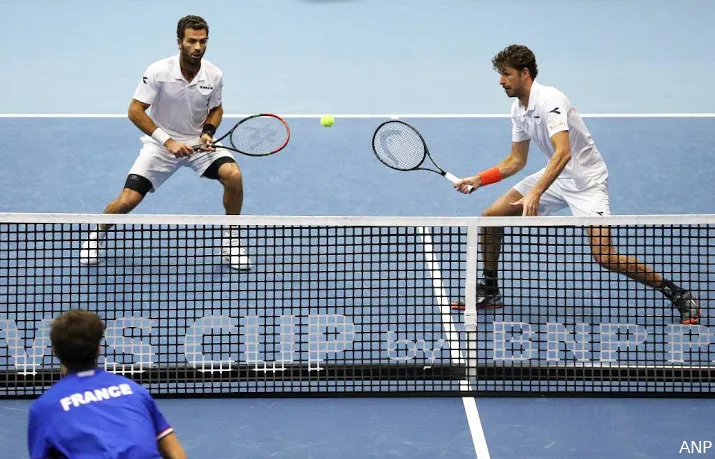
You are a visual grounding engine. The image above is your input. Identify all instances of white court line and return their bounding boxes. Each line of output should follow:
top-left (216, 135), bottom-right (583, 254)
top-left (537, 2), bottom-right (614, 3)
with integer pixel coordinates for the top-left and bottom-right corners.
top-left (0, 113), bottom-right (714, 118)
top-left (417, 227), bottom-right (491, 459)
top-left (462, 397), bottom-right (490, 459)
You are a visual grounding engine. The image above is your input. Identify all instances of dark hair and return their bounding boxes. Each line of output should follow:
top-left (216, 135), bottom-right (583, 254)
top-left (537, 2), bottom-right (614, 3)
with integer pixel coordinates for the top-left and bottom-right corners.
top-left (177, 15), bottom-right (209, 40)
top-left (51, 310), bottom-right (105, 372)
top-left (491, 45), bottom-right (538, 79)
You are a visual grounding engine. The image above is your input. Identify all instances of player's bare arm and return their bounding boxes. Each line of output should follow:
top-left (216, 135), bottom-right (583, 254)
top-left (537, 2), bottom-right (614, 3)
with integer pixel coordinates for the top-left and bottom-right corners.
top-left (198, 104), bottom-right (224, 151)
top-left (127, 99), bottom-right (193, 158)
top-left (512, 131), bottom-right (571, 215)
top-left (157, 432), bottom-right (187, 459)
top-left (455, 139), bottom-right (530, 194)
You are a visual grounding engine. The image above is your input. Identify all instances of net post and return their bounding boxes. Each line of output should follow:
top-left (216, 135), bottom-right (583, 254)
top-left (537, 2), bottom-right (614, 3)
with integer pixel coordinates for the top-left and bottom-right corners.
top-left (464, 221), bottom-right (479, 331)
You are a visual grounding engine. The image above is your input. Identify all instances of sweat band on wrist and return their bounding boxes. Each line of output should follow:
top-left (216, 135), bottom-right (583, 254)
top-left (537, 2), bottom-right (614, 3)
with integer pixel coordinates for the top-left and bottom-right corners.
top-left (478, 167), bottom-right (502, 186)
top-left (151, 128), bottom-right (171, 146)
top-left (202, 123), bottom-right (216, 137)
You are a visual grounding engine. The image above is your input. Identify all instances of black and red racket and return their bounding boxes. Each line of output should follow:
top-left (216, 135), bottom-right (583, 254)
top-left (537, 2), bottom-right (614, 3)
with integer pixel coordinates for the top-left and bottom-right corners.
top-left (193, 113), bottom-right (290, 157)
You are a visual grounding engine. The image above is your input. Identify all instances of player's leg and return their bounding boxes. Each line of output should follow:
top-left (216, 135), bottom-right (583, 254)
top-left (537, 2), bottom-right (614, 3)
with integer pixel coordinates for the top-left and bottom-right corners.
top-left (80, 142), bottom-right (178, 265)
top-left (449, 188), bottom-right (523, 310)
top-left (587, 226), bottom-right (701, 324)
top-left (569, 184), bottom-right (701, 325)
top-left (195, 152), bottom-right (251, 271)
top-left (477, 187), bottom-right (526, 304)
top-left (205, 157), bottom-right (243, 215)
top-left (587, 225), bottom-right (663, 287)
top-left (102, 176), bottom-right (150, 217)
top-left (451, 169), bottom-right (567, 310)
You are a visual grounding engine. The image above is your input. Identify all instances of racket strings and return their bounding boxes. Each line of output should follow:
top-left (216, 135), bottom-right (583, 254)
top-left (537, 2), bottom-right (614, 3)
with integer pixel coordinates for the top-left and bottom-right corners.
top-left (373, 124), bottom-right (426, 170)
top-left (230, 116), bottom-right (288, 155)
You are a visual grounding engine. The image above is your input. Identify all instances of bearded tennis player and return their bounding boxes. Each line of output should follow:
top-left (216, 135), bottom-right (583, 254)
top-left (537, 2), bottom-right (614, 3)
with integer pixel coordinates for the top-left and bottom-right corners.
top-left (451, 44), bottom-right (701, 325)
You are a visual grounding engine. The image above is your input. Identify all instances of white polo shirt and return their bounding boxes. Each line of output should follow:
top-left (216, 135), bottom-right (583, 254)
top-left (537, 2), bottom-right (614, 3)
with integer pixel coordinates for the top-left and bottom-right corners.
top-left (511, 81), bottom-right (608, 191)
top-left (133, 54), bottom-right (224, 144)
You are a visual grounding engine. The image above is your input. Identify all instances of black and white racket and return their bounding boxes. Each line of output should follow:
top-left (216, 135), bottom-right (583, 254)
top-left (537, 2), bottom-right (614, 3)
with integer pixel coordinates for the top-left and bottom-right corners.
top-left (371, 120), bottom-right (470, 189)
top-left (193, 114), bottom-right (290, 157)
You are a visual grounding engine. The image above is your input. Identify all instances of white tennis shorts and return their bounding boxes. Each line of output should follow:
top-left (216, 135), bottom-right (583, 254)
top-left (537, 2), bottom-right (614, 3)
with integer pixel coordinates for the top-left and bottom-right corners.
top-left (128, 137), bottom-right (236, 192)
top-left (513, 168), bottom-right (611, 217)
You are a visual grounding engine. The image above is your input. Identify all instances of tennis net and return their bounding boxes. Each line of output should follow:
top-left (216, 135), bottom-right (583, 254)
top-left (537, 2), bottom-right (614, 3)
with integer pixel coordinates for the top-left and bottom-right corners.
top-left (0, 213), bottom-right (713, 398)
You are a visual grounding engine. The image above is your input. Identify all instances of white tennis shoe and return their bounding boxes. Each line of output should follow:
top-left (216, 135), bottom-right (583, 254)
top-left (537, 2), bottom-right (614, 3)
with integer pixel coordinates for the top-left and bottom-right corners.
top-left (221, 229), bottom-right (251, 271)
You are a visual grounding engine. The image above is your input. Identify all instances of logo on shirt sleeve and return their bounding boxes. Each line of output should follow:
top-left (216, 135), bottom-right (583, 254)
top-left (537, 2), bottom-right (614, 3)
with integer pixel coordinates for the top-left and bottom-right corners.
top-left (549, 107), bottom-right (561, 114)
top-left (142, 76), bottom-right (148, 84)
top-left (549, 120), bottom-right (568, 131)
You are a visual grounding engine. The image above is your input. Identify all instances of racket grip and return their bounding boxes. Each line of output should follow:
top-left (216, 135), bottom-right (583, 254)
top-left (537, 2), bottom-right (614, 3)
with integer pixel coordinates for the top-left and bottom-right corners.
top-left (445, 172), bottom-right (474, 192)
top-left (191, 142), bottom-right (216, 152)
top-left (444, 172), bottom-right (460, 184)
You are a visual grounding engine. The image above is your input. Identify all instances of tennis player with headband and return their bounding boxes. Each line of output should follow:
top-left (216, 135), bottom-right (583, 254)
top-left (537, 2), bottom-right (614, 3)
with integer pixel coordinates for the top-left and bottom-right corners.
top-left (27, 310), bottom-right (186, 459)
top-left (451, 44), bottom-right (701, 325)
top-left (79, 15), bottom-right (250, 271)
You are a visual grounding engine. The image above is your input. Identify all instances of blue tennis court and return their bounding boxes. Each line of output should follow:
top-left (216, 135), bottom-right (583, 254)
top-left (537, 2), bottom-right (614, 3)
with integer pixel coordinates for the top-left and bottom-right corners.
top-left (1, 116), bottom-right (714, 458)
top-left (3, 0), bottom-right (715, 455)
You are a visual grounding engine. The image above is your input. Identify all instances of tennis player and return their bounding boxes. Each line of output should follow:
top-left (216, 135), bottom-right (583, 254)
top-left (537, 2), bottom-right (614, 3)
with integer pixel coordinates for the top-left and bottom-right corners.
top-left (27, 310), bottom-right (186, 459)
top-left (451, 44), bottom-right (701, 325)
top-left (80, 14), bottom-right (250, 271)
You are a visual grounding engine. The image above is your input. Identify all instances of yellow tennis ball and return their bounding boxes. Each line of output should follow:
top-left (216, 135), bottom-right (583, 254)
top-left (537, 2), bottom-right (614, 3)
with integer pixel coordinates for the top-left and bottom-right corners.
top-left (320, 114), bottom-right (334, 127)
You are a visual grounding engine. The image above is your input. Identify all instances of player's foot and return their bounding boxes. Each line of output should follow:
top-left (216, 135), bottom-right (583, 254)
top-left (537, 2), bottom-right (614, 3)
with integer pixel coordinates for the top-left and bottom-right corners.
top-left (450, 281), bottom-right (502, 310)
top-left (79, 231), bottom-right (106, 265)
top-left (672, 290), bottom-right (701, 325)
top-left (221, 230), bottom-right (251, 271)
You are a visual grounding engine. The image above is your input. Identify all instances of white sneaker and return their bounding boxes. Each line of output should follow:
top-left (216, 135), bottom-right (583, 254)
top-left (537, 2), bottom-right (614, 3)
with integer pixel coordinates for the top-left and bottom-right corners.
top-left (79, 231), bottom-right (106, 265)
top-left (221, 229), bottom-right (251, 271)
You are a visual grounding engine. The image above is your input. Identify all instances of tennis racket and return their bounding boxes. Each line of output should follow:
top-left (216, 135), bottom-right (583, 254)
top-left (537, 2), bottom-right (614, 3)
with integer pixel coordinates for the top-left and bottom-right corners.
top-left (192, 114), bottom-right (290, 157)
top-left (371, 120), bottom-right (471, 189)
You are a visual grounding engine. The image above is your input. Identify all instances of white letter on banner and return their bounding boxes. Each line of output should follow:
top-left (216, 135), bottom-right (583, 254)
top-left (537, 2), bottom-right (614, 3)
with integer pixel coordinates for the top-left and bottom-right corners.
top-left (545, 322), bottom-right (591, 362)
top-left (386, 331), bottom-right (418, 362)
top-left (184, 315), bottom-right (238, 372)
top-left (103, 317), bottom-right (155, 374)
top-left (598, 323), bottom-right (648, 362)
top-left (243, 315), bottom-right (297, 372)
top-left (492, 321), bottom-right (537, 362)
top-left (419, 338), bottom-right (447, 365)
top-left (308, 314), bottom-right (355, 371)
top-left (0, 316), bottom-right (54, 375)
top-left (666, 325), bottom-right (712, 363)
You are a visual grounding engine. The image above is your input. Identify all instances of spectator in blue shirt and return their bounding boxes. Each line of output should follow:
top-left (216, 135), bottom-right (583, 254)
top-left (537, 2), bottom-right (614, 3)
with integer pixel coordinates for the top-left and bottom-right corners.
top-left (27, 309), bottom-right (187, 459)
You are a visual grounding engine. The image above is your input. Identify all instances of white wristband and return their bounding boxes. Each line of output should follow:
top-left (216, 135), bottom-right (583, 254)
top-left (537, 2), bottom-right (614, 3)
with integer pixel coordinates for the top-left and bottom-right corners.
top-left (151, 128), bottom-right (171, 146)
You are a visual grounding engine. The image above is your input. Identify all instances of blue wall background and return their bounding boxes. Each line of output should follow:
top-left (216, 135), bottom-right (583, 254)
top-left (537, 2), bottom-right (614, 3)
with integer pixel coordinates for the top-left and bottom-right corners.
top-left (2, 0), bottom-right (713, 115)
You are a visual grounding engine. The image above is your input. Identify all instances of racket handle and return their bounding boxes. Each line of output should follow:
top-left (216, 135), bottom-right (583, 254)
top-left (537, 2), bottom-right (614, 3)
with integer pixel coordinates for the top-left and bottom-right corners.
top-left (444, 172), bottom-right (460, 184)
top-left (191, 142), bottom-right (216, 152)
top-left (444, 172), bottom-right (473, 192)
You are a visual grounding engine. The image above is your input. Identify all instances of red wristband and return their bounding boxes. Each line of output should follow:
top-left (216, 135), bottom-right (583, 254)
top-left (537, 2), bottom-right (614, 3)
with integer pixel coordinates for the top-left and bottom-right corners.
top-left (478, 167), bottom-right (502, 185)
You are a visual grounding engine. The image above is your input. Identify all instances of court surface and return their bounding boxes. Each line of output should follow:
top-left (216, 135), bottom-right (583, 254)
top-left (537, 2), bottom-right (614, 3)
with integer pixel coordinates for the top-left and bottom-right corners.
top-left (0, 117), bottom-right (713, 458)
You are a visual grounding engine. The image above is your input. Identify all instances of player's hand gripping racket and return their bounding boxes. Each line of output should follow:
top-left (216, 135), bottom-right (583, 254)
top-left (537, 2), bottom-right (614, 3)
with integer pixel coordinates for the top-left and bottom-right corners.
top-left (193, 114), bottom-right (290, 157)
top-left (371, 120), bottom-right (471, 190)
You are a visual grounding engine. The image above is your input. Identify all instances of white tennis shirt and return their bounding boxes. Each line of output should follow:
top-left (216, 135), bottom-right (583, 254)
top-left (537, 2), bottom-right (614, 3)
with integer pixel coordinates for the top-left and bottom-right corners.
top-left (510, 81), bottom-right (608, 191)
top-left (133, 54), bottom-right (224, 144)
